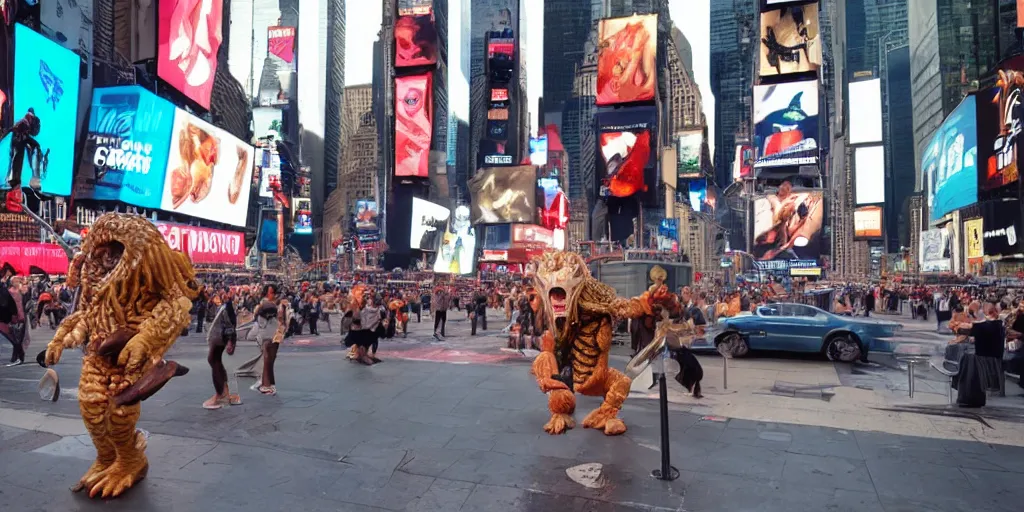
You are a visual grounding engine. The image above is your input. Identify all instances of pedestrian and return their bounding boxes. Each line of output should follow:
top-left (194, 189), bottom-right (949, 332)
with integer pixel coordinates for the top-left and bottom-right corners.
top-left (258, 285), bottom-right (288, 395)
top-left (432, 285), bottom-right (449, 340)
top-left (203, 291), bottom-right (242, 409)
top-left (194, 286), bottom-right (209, 334)
top-left (307, 295), bottom-right (320, 335)
top-left (5, 277), bottom-right (29, 366)
top-left (470, 288), bottom-right (488, 335)
top-left (0, 266), bottom-right (21, 365)
top-left (346, 294), bottom-right (383, 365)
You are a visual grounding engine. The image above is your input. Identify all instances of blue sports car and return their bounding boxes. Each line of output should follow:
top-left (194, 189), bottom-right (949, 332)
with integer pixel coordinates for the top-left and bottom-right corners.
top-left (689, 303), bottom-right (902, 363)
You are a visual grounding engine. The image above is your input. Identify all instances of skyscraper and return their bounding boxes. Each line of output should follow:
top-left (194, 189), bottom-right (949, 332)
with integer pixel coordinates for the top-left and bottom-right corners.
top-left (543, 0), bottom-right (591, 120)
top-left (710, 0), bottom-right (757, 187)
top-left (323, 84), bottom-right (379, 242)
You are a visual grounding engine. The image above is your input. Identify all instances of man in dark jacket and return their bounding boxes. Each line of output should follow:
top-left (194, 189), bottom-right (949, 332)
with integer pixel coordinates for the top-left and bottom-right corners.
top-left (470, 289), bottom-right (488, 335)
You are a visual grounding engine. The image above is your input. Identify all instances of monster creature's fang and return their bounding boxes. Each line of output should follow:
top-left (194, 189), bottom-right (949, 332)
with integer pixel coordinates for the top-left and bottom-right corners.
top-left (550, 287), bottom-right (567, 316)
top-left (113, 360), bottom-right (190, 407)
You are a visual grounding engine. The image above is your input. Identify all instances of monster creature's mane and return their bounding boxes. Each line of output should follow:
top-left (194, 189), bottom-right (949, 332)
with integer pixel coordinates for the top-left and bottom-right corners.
top-left (80, 214), bottom-right (199, 327)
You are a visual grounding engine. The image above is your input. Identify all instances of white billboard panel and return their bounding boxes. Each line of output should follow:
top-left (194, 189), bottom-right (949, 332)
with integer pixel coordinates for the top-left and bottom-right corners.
top-left (849, 79), bottom-right (883, 144)
top-left (855, 145), bottom-right (886, 205)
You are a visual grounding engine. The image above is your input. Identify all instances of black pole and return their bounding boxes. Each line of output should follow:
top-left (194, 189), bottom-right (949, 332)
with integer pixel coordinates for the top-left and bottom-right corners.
top-left (651, 372), bottom-right (679, 481)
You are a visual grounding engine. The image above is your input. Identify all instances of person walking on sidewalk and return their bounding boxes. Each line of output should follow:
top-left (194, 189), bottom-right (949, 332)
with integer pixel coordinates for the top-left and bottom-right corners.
top-left (470, 288), bottom-right (488, 335)
top-left (307, 295), bottom-right (321, 335)
top-left (0, 268), bottom-right (21, 365)
top-left (203, 291), bottom-right (242, 409)
top-left (5, 277), bottom-right (29, 366)
top-left (432, 285), bottom-right (449, 340)
top-left (194, 286), bottom-right (209, 334)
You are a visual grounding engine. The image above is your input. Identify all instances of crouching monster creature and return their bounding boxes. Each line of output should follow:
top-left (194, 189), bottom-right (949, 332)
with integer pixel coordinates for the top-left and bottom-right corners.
top-left (44, 213), bottom-right (199, 498)
top-left (531, 251), bottom-right (675, 436)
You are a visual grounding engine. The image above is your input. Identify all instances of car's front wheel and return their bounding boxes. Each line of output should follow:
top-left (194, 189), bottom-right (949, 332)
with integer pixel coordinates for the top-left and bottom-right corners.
top-left (824, 334), bottom-right (861, 363)
top-left (717, 333), bottom-right (749, 358)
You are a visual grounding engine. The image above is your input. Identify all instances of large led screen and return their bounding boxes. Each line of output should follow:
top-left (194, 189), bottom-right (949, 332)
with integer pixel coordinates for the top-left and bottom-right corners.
top-left (919, 228), bottom-right (951, 272)
top-left (293, 197), bottom-right (312, 234)
top-left (410, 197), bottom-right (451, 251)
top-left (733, 145), bottom-right (754, 181)
top-left (752, 187), bottom-right (824, 261)
top-left (267, 26), bottom-right (296, 64)
top-left (398, 0), bottom-right (432, 16)
top-left (155, 221), bottom-right (246, 266)
top-left (687, 179), bottom-right (707, 212)
top-left (855, 145), bottom-right (886, 205)
top-left (964, 218), bottom-right (984, 260)
top-left (395, 73), bottom-right (433, 178)
top-left (596, 14), bottom-right (658, 106)
top-left (160, 109), bottom-right (255, 227)
top-left (468, 166), bottom-right (537, 224)
top-left (677, 130), bottom-right (702, 180)
top-left (355, 200), bottom-right (380, 235)
top-left (977, 82), bottom-right (1020, 196)
top-left (758, 3), bottom-right (822, 78)
top-left (75, 86), bottom-right (176, 207)
top-left (849, 79), bottom-right (883, 144)
top-left (923, 94), bottom-right (977, 221)
top-left (434, 205), bottom-right (476, 275)
top-left (158, 0), bottom-right (224, 109)
top-left (596, 107), bottom-right (657, 199)
top-left (982, 199), bottom-right (1023, 257)
top-left (854, 206), bottom-right (883, 239)
top-left (395, 14), bottom-right (438, 67)
top-left (0, 24), bottom-right (81, 197)
top-left (753, 80), bottom-right (819, 168)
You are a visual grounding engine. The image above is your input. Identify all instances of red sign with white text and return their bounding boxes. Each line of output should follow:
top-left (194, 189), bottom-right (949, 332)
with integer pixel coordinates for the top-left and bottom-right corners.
top-left (512, 224), bottom-right (554, 247)
top-left (155, 222), bottom-right (245, 266)
top-left (268, 26), bottom-right (296, 63)
top-left (0, 242), bottom-right (69, 275)
top-left (491, 88), bottom-right (509, 102)
top-left (158, 0), bottom-right (224, 109)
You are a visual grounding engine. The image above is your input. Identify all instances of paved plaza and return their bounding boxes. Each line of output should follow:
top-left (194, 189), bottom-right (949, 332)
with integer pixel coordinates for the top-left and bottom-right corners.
top-left (1, 312), bottom-right (1023, 511)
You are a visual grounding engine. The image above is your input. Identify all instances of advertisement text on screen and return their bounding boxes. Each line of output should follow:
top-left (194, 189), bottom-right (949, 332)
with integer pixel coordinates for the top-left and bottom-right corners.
top-left (488, 108), bottom-right (509, 121)
top-left (484, 154), bottom-right (513, 164)
top-left (491, 89), bottom-right (509, 102)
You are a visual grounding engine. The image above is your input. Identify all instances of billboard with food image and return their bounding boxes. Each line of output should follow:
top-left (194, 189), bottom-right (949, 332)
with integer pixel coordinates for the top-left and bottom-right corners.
top-left (752, 185), bottom-right (823, 260)
top-left (468, 166), bottom-right (537, 224)
top-left (160, 109), bottom-right (254, 226)
top-left (753, 80), bottom-right (819, 168)
top-left (596, 14), bottom-right (658, 106)
top-left (395, 73), bottom-right (433, 177)
top-left (759, 3), bottom-right (822, 78)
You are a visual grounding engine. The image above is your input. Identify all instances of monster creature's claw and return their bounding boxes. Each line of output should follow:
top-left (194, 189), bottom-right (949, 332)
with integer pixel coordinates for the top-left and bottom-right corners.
top-left (543, 413), bottom-right (576, 435)
top-left (113, 360), bottom-right (189, 407)
top-left (71, 460), bottom-right (113, 492)
top-left (582, 405), bottom-right (627, 435)
top-left (539, 330), bottom-right (556, 352)
top-left (44, 343), bottom-right (63, 366)
top-left (117, 340), bottom-right (149, 372)
top-left (86, 458), bottom-right (148, 499)
top-left (97, 328), bottom-right (139, 361)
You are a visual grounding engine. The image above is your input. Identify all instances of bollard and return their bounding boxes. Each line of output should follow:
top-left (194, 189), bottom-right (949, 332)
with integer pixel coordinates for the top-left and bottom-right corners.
top-left (723, 355), bottom-right (728, 390)
top-left (651, 371), bottom-right (679, 481)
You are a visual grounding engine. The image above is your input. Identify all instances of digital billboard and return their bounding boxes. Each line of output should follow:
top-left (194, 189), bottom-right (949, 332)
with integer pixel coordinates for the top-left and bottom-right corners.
top-left (355, 200), bottom-right (379, 234)
top-left (293, 197), bottom-right (312, 234)
top-left (398, 0), bottom-right (433, 16)
top-left (258, 210), bottom-right (279, 253)
top-left (395, 73), bottom-right (433, 177)
top-left (964, 218), bottom-right (984, 260)
top-left (982, 199), bottom-right (1023, 258)
top-left (491, 88), bottom-right (509, 102)
top-left (753, 80), bottom-right (819, 168)
top-left (0, 24), bottom-right (81, 197)
top-left (849, 79), bottom-right (882, 144)
top-left (687, 179), bottom-right (707, 212)
top-left (977, 81), bottom-right (1020, 196)
top-left (410, 197), bottom-right (451, 251)
top-left (752, 187), bottom-right (824, 261)
top-left (157, 0), bottom-right (224, 109)
top-left (160, 109), bottom-right (255, 227)
top-left (155, 221), bottom-right (246, 266)
top-left (596, 107), bottom-right (657, 199)
top-left (395, 14), bottom-right (438, 68)
top-left (512, 224), bottom-right (555, 247)
top-left (855, 145), bottom-right (885, 205)
top-left (468, 166), bottom-right (537, 224)
top-left (758, 3), bottom-right (822, 78)
top-left (530, 136), bottom-right (548, 166)
top-left (434, 205), bottom-right (475, 274)
top-left (923, 94), bottom-right (977, 221)
top-left (256, 148), bottom-right (281, 198)
top-left (854, 206), bottom-right (883, 239)
top-left (267, 26), bottom-right (296, 64)
top-left (75, 86), bottom-right (176, 207)
top-left (677, 130), bottom-right (702, 180)
top-left (596, 14), bottom-right (658, 106)
top-left (919, 228), bottom-right (951, 272)
top-left (733, 145), bottom-right (754, 181)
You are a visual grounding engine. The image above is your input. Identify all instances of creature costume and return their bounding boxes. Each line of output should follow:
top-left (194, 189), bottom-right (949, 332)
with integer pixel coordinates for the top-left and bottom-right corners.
top-left (44, 213), bottom-right (199, 498)
top-left (530, 251), bottom-right (674, 436)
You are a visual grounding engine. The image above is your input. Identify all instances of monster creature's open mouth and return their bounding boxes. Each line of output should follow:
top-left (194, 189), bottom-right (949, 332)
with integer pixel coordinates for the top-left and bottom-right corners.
top-left (92, 240), bottom-right (124, 283)
top-left (550, 288), bottom-right (567, 317)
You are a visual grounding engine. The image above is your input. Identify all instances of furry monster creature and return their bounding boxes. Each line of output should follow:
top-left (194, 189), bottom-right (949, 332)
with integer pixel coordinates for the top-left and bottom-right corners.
top-left (45, 213), bottom-right (199, 498)
top-left (531, 251), bottom-right (674, 436)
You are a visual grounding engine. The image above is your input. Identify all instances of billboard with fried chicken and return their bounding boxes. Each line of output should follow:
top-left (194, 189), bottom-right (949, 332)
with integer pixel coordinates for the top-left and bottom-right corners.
top-left (596, 14), bottom-right (658, 106)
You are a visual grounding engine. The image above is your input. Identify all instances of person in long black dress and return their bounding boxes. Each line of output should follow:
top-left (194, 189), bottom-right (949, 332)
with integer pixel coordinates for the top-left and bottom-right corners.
top-left (952, 302), bottom-right (1006, 406)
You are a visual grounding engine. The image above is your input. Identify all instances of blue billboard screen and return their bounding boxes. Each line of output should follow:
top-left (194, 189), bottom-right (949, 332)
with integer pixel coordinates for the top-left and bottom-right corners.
top-left (923, 94), bottom-right (978, 222)
top-left (688, 179), bottom-right (707, 212)
top-left (0, 24), bottom-right (82, 196)
top-left (74, 86), bottom-right (176, 208)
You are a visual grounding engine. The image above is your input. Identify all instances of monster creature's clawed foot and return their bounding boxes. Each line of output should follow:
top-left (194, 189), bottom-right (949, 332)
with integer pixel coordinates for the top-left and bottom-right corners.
top-left (71, 460), bottom-right (113, 493)
top-left (113, 360), bottom-right (189, 407)
top-left (582, 405), bottom-right (627, 436)
top-left (543, 413), bottom-right (576, 435)
top-left (85, 456), bottom-right (149, 499)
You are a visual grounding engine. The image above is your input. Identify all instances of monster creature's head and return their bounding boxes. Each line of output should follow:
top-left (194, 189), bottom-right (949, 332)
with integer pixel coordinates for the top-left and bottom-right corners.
top-left (533, 251), bottom-right (590, 339)
top-left (79, 213), bottom-right (199, 308)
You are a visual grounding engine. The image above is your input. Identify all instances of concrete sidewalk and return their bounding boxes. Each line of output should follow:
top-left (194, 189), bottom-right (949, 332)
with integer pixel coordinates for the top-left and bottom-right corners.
top-left (2, 332), bottom-right (1024, 511)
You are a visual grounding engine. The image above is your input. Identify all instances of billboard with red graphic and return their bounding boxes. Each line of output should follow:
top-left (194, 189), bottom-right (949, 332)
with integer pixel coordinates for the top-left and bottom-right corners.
top-left (395, 73), bottom-right (433, 177)
top-left (155, 222), bottom-right (246, 266)
top-left (158, 0), bottom-right (224, 110)
top-left (395, 14), bottom-right (438, 67)
top-left (267, 26), bottom-right (296, 64)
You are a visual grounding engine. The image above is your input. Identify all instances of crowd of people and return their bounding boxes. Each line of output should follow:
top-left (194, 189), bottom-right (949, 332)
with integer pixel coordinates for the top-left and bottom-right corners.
top-left (2, 261), bottom-right (1022, 409)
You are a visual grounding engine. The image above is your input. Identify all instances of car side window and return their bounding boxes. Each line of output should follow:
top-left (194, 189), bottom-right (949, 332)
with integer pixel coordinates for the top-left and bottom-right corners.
top-left (758, 305), bottom-right (780, 316)
top-left (791, 305), bottom-right (822, 318)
